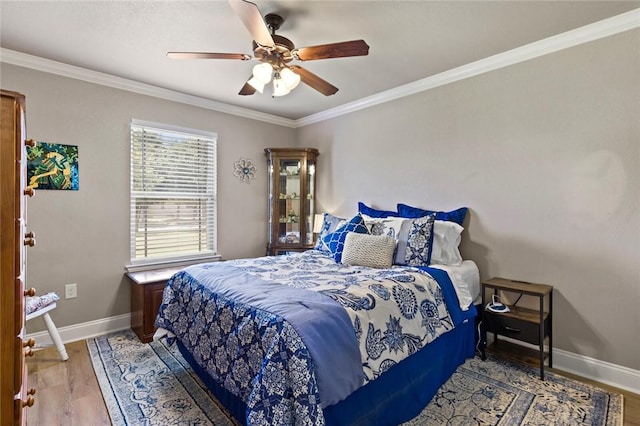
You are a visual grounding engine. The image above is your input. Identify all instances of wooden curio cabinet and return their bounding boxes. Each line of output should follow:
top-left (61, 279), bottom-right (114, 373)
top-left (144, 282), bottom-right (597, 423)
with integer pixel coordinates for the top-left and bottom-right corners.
top-left (265, 148), bottom-right (318, 255)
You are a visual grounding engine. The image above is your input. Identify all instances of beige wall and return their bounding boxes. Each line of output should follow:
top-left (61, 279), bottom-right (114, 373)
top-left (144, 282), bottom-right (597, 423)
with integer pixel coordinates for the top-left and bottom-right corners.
top-left (0, 64), bottom-right (296, 332)
top-left (298, 30), bottom-right (640, 370)
top-left (2, 28), bottom-right (638, 371)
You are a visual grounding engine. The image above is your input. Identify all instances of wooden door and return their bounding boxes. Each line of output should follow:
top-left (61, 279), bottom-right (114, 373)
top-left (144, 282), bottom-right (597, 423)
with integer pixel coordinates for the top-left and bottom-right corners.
top-left (1, 89), bottom-right (35, 425)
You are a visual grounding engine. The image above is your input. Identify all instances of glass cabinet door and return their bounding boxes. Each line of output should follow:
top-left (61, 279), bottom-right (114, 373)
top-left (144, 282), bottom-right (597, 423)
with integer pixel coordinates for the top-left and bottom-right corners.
top-left (277, 158), bottom-right (302, 245)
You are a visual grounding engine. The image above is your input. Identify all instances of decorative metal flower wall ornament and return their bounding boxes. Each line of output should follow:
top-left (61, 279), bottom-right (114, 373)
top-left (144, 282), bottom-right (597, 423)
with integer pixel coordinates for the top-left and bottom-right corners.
top-left (233, 158), bottom-right (257, 183)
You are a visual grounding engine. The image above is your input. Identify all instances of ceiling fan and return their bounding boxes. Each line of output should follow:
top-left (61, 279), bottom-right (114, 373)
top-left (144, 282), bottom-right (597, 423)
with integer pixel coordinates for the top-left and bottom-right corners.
top-left (167, 0), bottom-right (369, 97)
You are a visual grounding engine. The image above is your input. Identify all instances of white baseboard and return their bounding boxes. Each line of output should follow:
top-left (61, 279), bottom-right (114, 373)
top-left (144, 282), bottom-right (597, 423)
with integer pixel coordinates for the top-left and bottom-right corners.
top-left (26, 313), bottom-right (131, 348)
top-left (29, 314), bottom-right (640, 395)
top-left (553, 347), bottom-right (640, 395)
top-left (493, 335), bottom-right (640, 395)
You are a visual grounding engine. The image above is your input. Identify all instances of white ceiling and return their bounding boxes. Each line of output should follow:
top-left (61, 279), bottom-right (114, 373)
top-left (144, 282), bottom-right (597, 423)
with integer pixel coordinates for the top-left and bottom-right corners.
top-left (1, 1), bottom-right (638, 120)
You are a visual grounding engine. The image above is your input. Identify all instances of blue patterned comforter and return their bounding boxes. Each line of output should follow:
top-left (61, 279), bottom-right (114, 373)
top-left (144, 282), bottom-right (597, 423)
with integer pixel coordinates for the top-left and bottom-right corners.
top-left (156, 250), bottom-right (456, 426)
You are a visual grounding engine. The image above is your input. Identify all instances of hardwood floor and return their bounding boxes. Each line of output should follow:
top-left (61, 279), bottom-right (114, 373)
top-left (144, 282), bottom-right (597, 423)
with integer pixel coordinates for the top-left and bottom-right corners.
top-left (26, 338), bottom-right (640, 425)
top-left (26, 340), bottom-right (110, 426)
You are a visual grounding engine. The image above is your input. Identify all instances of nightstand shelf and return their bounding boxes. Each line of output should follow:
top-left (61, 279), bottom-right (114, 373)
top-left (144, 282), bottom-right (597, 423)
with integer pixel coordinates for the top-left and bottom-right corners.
top-left (480, 277), bottom-right (553, 380)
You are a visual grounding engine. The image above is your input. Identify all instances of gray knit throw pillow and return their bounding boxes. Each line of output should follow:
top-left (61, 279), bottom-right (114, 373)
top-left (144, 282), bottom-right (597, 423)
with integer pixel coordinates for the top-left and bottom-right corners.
top-left (341, 232), bottom-right (397, 268)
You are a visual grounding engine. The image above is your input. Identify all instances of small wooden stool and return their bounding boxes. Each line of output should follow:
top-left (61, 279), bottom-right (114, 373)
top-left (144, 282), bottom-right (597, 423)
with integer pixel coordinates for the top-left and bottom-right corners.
top-left (26, 294), bottom-right (69, 361)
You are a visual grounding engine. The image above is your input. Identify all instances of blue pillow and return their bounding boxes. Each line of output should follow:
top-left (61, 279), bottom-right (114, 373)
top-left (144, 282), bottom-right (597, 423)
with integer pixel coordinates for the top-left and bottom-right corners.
top-left (357, 202), bottom-right (399, 218)
top-left (314, 213), bottom-right (346, 252)
top-left (322, 214), bottom-right (369, 263)
top-left (397, 203), bottom-right (468, 226)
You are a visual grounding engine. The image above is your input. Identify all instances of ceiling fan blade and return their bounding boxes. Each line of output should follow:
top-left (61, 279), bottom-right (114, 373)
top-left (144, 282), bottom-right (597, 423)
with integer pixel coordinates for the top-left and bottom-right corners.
top-left (289, 65), bottom-right (338, 96)
top-left (228, 0), bottom-right (274, 48)
top-left (293, 40), bottom-right (369, 61)
top-left (239, 76), bottom-right (257, 96)
top-left (167, 52), bottom-right (251, 60)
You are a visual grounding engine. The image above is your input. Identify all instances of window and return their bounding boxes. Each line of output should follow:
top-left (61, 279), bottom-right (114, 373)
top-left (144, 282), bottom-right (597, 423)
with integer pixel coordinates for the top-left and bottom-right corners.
top-left (129, 119), bottom-right (217, 268)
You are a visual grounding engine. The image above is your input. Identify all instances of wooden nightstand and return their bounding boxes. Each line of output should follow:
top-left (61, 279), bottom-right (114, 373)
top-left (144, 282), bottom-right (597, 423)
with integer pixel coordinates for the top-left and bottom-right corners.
top-left (480, 277), bottom-right (553, 379)
top-left (126, 267), bottom-right (182, 343)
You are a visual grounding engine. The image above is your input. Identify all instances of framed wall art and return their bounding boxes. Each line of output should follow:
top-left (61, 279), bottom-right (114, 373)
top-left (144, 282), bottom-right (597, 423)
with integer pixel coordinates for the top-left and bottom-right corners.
top-left (26, 142), bottom-right (79, 190)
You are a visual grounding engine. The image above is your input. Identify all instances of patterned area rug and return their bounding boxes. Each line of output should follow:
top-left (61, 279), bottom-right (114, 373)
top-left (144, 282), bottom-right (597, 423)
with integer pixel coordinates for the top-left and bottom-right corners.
top-left (88, 330), bottom-right (623, 425)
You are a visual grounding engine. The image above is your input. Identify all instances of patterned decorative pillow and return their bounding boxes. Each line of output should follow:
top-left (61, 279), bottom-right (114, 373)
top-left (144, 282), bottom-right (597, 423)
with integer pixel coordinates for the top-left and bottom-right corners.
top-left (322, 214), bottom-right (369, 263)
top-left (365, 214), bottom-right (436, 266)
top-left (314, 213), bottom-right (347, 252)
top-left (365, 216), bottom-right (405, 239)
top-left (342, 233), bottom-right (397, 268)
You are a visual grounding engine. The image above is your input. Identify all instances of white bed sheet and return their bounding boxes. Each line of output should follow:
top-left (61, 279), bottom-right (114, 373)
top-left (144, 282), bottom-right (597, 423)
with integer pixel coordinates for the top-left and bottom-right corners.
top-left (430, 260), bottom-right (480, 311)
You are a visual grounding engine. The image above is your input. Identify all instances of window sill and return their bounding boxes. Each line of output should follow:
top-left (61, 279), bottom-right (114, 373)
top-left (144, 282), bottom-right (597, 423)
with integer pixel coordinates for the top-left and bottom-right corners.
top-left (125, 254), bottom-right (222, 273)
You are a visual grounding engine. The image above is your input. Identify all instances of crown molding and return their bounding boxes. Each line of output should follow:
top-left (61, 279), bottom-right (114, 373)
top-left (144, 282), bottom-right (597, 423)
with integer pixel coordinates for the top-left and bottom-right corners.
top-left (1, 9), bottom-right (638, 129)
top-left (0, 48), bottom-right (297, 128)
top-left (296, 8), bottom-right (640, 127)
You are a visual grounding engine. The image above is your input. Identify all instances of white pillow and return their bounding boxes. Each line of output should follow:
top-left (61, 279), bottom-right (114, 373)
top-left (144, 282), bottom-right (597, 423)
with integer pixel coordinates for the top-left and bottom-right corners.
top-left (364, 214), bottom-right (463, 266)
top-left (430, 220), bottom-right (464, 266)
top-left (341, 232), bottom-right (397, 268)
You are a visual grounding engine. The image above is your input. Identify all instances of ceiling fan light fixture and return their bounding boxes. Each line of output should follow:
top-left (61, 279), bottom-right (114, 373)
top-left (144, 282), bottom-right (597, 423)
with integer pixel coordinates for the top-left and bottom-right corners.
top-left (247, 76), bottom-right (265, 93)
top-left (272, 72), bottom-right (291, 97)
top-left (280, 68), bottom-right (301, 91)
top-left (252, 62), bottom-right (273, 84)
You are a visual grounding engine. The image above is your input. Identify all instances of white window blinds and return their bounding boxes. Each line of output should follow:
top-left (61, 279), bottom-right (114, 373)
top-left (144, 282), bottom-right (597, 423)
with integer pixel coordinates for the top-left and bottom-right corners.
top-left (130, 120), bottom-right (217, 266)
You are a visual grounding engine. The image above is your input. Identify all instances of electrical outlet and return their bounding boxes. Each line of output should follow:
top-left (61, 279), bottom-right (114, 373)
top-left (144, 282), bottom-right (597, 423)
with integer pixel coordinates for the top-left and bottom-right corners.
top-left (65, 283), bottom-right (77, 299)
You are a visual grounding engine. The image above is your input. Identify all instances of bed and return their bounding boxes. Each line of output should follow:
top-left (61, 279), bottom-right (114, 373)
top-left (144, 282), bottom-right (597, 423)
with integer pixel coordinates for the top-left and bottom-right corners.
top-left (155, 209), bottom-right (480, 426)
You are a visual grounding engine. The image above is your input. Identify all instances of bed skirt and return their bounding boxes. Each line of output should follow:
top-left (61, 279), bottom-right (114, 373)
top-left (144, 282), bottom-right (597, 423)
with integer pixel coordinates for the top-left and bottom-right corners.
top-left (177, 304), bottom-right (477, 426)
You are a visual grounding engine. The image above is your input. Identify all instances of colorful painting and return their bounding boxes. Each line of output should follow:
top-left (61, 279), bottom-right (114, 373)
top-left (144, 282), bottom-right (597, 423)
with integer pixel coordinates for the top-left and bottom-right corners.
top-left (27, 142), bottom-right (79, 190)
